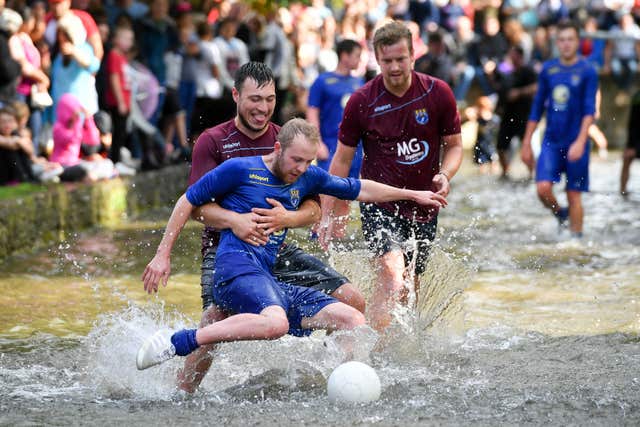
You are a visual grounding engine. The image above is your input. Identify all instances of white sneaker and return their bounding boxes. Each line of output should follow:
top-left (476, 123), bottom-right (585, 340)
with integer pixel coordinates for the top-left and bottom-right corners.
top-left (115, 162), bottom-right (137, 177)
top-left (136, 329), bottom-right (176, 370)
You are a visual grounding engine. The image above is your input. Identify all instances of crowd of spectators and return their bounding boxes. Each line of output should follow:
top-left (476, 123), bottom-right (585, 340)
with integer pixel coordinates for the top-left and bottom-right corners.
top-left (0, 0), bottom-right (639, 186)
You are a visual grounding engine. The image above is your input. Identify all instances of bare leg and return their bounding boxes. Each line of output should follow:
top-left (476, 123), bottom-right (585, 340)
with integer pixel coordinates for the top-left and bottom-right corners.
top-left (566, 190), bottom-right (583, 234)
top-left (368, 249), bottom-right (405, 332)
top-left (331, 282), bottom-right (366, 314)
top-left (498, 150), bottom-right (510, 177)
top-left (536, 181), bottom-right (561, 214)
top-left (621, 148), bottom-right (636, 195)
top-left (163, 119), bottom-right (176, 149)
top-left (174, 111), bottom-right (188, 149)
top-left (177, 305), bottom-right (227, 393)
top-left (195, 305), bottom-right (289, 345)
top-left (300, 301), bottom-right (366, 331)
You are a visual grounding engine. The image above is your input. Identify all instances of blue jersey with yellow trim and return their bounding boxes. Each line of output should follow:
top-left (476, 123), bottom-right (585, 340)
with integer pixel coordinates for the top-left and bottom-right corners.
top-left (186, 156), bottom-right (361, 275)
top-left (529, 58), bottom-right (598, 147)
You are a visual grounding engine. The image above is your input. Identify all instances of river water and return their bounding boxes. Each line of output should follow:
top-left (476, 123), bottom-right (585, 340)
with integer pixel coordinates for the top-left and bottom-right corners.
top-left (1, 156), bottom-right (639, 426)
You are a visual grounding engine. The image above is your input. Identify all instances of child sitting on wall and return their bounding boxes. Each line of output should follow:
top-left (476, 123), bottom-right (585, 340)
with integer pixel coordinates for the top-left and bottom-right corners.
top-left (51, 93), bottom-right (115, 182)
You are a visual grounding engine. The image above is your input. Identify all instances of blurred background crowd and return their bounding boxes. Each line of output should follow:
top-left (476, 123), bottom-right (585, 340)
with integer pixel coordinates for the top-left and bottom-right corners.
top-left (0, 0), bottom-right (638, 186)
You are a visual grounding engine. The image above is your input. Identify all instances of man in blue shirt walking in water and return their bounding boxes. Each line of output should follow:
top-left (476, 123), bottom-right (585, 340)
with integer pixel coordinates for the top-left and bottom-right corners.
top-left (307, 39), bottom-right (364, 239)
top-left (521, 20), bottom-right (598, 238)
top-left (136, 118), bottom-right (447, 370)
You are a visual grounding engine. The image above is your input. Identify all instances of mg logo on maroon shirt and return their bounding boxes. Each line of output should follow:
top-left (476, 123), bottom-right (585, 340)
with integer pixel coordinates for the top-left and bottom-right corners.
top-left (396, 138), bottom-right (429, 165)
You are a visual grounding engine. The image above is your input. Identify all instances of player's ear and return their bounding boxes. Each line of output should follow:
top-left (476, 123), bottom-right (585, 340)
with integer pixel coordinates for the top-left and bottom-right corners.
top-left (232, 87), bottom-right (239, 103)
top-left (274, 140), bottom-right (282, 154)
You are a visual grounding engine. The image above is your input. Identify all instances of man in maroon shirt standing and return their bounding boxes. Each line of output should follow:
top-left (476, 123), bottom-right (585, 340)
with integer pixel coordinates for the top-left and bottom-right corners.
top-left (145, 62), bottom-right (365, 393)
top-left (319, 21), bottom-right (463, 332)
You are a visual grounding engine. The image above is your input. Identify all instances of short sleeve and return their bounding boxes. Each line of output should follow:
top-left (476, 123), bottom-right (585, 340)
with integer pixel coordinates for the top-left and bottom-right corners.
top-left (337, 90), bottom-right (365, 147)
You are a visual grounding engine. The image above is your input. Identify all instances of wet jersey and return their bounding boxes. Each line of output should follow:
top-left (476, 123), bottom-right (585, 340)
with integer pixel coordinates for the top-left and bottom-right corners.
top-left (529, 58), bottom-right (598, 147)
top-left (189, 120), bottom-right (280, 254)
top-left (338, 71), bottom-right (460, 222)
top-left (186, 156), bottom-right (361, 277)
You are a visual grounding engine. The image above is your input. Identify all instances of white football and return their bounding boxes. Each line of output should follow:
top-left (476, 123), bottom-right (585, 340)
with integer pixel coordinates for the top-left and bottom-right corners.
top-left (327, 361), bottom-right (381, 403)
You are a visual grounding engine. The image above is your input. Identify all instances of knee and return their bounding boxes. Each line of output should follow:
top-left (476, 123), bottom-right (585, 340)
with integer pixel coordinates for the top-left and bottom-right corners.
top-left (566, 191), bottom-right (582, 205)
top-left (334, 306), bottom-right (367, 330)
top-left (264, 316), bottom-right (289, 339)
top-left (536, 182), bottom-right (552, 199)
top-left (333, 283), bottom-right (366, 314)
top-left (346, 310), bottom-right (366, 329)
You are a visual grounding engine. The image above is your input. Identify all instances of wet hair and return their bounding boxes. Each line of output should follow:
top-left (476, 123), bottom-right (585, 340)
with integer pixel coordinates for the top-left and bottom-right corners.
top-left (277, 118), bottom-right (319, 151)
top-left (336, 39), bottom-right (361, 58)
top-left (234, 61), bottom-right (275, 93)
top-left (373, 20), bottom-right (413, 56)
top-left (556, 19), bottom-right (580, 36)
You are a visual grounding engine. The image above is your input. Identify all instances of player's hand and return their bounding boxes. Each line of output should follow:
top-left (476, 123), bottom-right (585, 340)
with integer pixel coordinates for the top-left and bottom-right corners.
top-left (251, 198), bottom-right (290, 235)
top-left (432, 173), bottom-right (450, 197)
top-left (230, 212), bottom-right (269, 246)
top-left (142, 254), bottom-right (171, 294)
top-left (568, 141), bottom-right (585, 162)
top-left (317, 216), bottom-right (335, 251)
top-left (413, 191), bottom-right (448, 208)
top-left (521, 142), bottom-right (534, 169)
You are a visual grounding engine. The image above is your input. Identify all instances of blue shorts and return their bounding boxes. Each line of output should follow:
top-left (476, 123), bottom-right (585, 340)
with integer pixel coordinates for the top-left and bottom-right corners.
top-left (213, 251), bottom-right (338, 337)
top-left (536, 140), bottom-right (590, 192)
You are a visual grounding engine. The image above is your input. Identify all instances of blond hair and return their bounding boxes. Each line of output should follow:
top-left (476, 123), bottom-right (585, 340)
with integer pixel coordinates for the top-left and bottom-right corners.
top-left (277, 118), bottom-right (320, 150)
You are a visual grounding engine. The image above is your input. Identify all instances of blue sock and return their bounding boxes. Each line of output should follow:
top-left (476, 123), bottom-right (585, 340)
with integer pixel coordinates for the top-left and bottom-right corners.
top-left (170, 329), bottom-right (199, 356)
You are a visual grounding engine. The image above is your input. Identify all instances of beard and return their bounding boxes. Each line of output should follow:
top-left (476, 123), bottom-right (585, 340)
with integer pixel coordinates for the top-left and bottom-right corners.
top-left (238, 110), bottom-right (268, 133)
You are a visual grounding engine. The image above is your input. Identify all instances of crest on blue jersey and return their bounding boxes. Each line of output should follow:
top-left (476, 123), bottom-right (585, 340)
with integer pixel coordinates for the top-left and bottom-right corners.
top-left (290, 189), bottom-right (300, 208)
top-left (414, 108), bottom-right (429, 125)
top-left (571, 74), bottom-right (581, 86)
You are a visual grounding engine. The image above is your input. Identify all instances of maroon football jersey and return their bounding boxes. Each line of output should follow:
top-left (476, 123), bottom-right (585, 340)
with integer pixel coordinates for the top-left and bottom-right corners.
top-left (189, 119), bottom-right (281, 253)
top-left (338, 71), bottom-right (460, 222)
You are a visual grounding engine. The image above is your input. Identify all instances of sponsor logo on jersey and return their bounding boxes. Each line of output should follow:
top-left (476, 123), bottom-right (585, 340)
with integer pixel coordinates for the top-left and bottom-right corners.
top-left (396, 138), bottom-right (429, 165)
top-left (249, 173), bottom-right (270, 182)
top-left (289, 189), bottom-right (300, 207)
top-left (414, 108), bottom-right (429, 125)
top-left (326, 77), bottom-right (338, 84)
top-left (223, 141), bottom-right (241, 149)
top-left (374, 103), bottom-right (392, 113)
top-left (552, 84), bottom-right (569, 110)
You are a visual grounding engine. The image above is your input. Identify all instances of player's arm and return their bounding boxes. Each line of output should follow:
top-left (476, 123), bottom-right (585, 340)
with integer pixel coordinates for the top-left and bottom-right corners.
top-left (433, 133), bottom-right (463, 197)
top-left (142, 194), bottom-right (194, 294)
top-left (521, 68), bottom-right (548, 167)
top-left (356, 179), bottom-right (447, 208)
top-left (251, 197), bottom-right (320, 235)
top-left (568, 67), bottom-right (598, 161)
top-left (318, 142), bottom-right (357, 248)
top-left (188, 134), bottom-right (268, 245)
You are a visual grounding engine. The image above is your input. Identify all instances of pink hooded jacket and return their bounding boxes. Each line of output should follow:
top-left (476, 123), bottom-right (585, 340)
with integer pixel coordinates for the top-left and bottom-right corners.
top-left (50, 93), bottom-right (100, 166)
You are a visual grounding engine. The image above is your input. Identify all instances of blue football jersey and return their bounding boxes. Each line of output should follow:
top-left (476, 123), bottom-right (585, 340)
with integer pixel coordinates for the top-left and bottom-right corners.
top-left (186, 156), bottom-right (360, 275)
